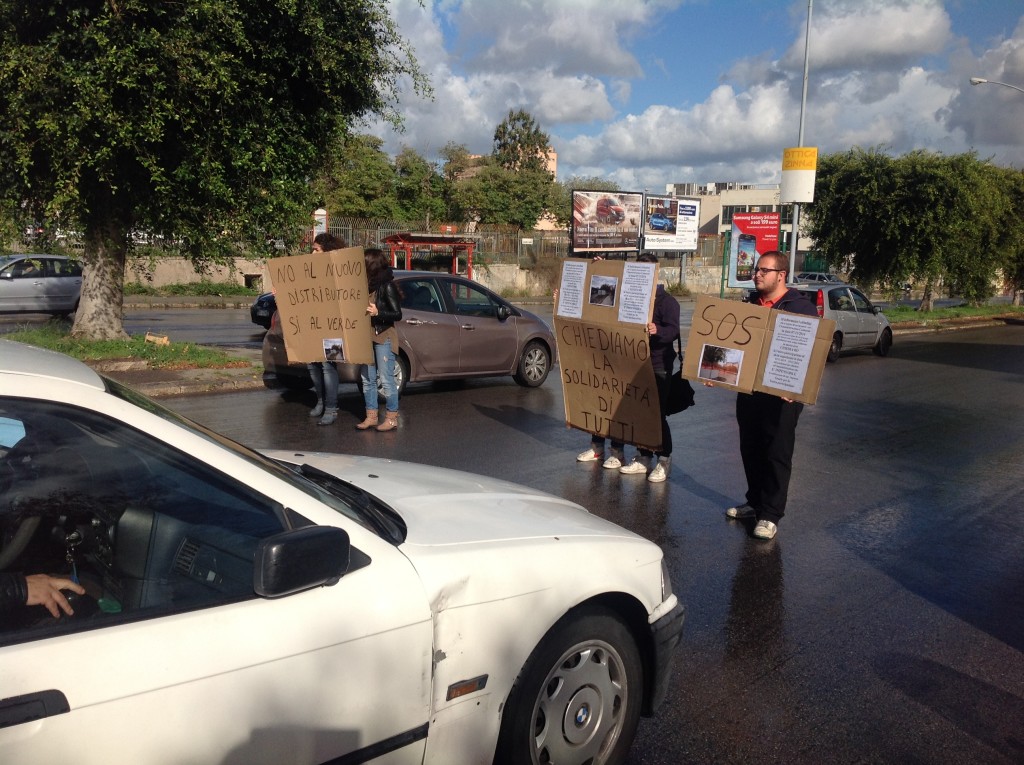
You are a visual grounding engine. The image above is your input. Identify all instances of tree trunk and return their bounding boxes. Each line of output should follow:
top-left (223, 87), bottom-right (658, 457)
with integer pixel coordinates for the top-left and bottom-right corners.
top-left (919, 279), bottom-right (935, 312)
top-left (71, 222), bottom-right (129, 340)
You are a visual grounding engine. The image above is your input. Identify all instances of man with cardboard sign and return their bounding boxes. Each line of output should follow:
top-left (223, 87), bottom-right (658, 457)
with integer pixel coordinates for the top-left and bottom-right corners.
top-left (554, 257), bottom-right (662, 451)
top-left (683, 251), bottom-right (834, 541)
top-left (267, 247), bottom-right (375, 367)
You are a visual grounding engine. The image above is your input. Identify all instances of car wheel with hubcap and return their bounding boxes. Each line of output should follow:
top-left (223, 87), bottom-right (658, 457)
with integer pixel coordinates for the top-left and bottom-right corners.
top-left (495, 605), bottom-right (643, 765)
top-left (872, 327), bottom-right (893, 357)
top-left (513, 341), bottom-right (551, 387)
top-left (827, 332), bottom-right (842, 363)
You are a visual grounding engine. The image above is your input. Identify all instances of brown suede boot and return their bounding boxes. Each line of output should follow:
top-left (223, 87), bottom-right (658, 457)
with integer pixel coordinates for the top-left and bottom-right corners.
top-left (375, 412), bottom-right (399, 432)
top-left (355, 409), bottom-right (379, 430)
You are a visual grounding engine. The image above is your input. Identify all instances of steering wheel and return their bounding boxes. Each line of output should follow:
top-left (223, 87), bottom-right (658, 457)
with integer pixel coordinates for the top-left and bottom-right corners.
top-left (0, 515), bottom-right (41, 570)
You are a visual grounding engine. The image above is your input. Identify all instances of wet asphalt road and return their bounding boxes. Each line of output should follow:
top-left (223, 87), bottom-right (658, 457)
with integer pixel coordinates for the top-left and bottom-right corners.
top-left (164, 318), bottom-right (1024, 765)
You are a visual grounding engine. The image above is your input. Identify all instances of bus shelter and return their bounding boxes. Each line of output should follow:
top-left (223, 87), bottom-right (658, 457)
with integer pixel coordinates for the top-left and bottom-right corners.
top-left (383, 233), bottom-right (476, 280)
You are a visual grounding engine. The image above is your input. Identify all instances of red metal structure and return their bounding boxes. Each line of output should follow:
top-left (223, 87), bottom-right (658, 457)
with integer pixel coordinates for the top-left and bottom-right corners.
top-left (383, 233), bottom-right (476, 280)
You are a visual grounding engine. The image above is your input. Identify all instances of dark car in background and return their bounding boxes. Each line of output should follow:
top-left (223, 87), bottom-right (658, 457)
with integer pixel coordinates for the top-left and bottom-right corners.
top-left (250, 291), bottom-right (276, 329)
top-left (262, 271), bottom-right (556, 395)
top-left (0, 253), bottom-right (82, 317)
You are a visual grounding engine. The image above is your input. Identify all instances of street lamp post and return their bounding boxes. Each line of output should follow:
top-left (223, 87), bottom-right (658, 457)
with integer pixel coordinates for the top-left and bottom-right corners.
top-left (969, 77), bottom-right (1024, 95)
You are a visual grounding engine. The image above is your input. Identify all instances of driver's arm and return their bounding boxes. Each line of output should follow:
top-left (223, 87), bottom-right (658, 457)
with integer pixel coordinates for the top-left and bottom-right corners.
top-left (0, 572), bottom-right (85, 617)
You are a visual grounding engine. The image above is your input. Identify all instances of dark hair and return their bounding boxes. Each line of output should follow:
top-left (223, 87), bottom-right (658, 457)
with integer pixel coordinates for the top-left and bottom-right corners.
top-left (637, 252), bottom-right (658, 263)
top-left (757, 251), bottom-right (788, 272)
top-left (313, 232), bottom-right (347, 251)
top-left (364, 247), bottom-right (394, 291)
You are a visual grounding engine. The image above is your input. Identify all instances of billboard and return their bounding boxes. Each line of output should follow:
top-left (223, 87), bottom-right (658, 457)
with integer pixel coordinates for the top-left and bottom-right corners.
top-left (726, 212), bottom-right (780, 288)
top-left (643, 195), bottom-right (700, 251)
top-left (570, 190), bottom-right (643, 253)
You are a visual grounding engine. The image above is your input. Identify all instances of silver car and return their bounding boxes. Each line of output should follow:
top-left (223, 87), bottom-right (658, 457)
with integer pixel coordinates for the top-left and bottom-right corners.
top-left (0, 254), bottom-right (82, 317)
top-left (796, 283), bottom-right (893, 361)
top-left (262, 271), bottom-right (556, 394)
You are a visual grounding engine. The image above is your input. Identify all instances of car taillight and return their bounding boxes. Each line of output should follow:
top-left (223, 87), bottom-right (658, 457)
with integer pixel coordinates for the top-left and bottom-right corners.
top-left (270, 311), bottom-right (279, 330)
top-left (816, 289), bottom-right (824, 317)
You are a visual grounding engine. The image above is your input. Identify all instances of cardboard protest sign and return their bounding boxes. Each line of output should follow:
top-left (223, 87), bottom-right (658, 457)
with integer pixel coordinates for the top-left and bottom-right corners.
top-left (267, 247), bottom-right (374, 365)
top-left (554, 258), bottom-right (663, 449)
top-left (682, 295), bottom-right (835, 405)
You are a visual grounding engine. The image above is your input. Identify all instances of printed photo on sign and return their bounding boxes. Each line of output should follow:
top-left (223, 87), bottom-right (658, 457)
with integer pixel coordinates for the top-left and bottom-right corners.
top-left (698, 344), bottom-right (743, 386)
top-left (323, 339), bottom-right (344, 361)
top-left (589, 275), bottom-right (618, 306)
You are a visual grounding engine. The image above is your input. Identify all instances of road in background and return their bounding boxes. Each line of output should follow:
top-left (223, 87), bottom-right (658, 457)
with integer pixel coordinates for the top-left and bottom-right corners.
top-left (170, 323), bottom-right (1024, 765)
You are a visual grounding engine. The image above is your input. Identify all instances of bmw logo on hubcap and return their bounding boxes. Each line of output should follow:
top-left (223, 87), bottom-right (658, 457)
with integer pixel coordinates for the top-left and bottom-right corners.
top-left (575, 704), bottom-right (590, 727)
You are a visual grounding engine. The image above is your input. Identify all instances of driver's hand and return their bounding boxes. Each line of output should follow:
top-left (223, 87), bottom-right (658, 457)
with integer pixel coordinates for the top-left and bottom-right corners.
top-left (25, 574), bottom-right (85, 618)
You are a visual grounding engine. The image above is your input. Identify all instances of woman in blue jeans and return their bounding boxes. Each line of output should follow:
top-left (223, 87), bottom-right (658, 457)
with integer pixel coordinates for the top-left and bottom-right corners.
top-left (356, 248), bottom-right (403, 431)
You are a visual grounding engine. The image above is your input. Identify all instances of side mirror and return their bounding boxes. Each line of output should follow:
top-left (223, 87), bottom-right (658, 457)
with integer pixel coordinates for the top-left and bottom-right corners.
top-left (872, 306), bottom-right (881, 315)
top-left (497, 305), bottom-right (512, 321)
top-left (254, 526), bottom-right (351, 598)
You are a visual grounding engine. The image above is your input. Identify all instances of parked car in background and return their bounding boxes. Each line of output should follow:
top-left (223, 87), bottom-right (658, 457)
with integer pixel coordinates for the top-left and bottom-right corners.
top-left (797, 283), bottom-right (893, 361)
top-left (250, 290), bottom-right (275, 329)
top-left (0, 340), bottom-right (684, 764)
top-left (0, 253), bottom-right (82, 317)
top-left (262, 271), bottom-right (556, 395)
top-left (796, 272), bottom-right (844, 284)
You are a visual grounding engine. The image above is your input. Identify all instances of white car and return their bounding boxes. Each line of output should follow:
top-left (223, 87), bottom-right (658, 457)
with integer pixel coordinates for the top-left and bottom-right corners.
top-left (0, 340), bottom-right (683, 765)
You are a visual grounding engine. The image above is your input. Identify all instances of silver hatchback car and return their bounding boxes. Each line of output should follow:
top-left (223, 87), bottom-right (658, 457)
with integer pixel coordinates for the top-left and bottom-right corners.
top-left (262, 271), bottom-right (556, 394)
top-left (796, 283), bottom-right (893, 361)
top-left (0, 254), bottom-right (83, 317)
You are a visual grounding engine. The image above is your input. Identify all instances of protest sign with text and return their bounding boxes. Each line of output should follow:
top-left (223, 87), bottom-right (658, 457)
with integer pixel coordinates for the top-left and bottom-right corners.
top-left (268, 247), bottom-right (375, 365)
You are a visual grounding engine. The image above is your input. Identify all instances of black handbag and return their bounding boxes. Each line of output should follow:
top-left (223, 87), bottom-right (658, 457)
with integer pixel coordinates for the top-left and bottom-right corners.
top-left (666, 341), bottom-right (695, 415)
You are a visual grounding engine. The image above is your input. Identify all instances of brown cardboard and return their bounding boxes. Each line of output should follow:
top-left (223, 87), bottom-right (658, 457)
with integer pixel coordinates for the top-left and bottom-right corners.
top-left (555, 258), bottom-right (663, 449)
top-left (267, 248), bottom-right (375, 365)
top-left (682, 295), bottom-right (835, 405)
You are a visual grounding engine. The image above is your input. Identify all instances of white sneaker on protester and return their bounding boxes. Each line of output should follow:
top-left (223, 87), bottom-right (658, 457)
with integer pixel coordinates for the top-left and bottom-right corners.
top-left (725, 503), bottom-right (756, 519)
top-left (602, 454), bottom-right (623, 469)
top-left (647, 460), bottom-right (669, 483)
top-left (577, 448), bottom-right (603, 462)
top-left (753, 520), bottom-right (778, 540)
top-left (619, 458), bottom-right (648, 475)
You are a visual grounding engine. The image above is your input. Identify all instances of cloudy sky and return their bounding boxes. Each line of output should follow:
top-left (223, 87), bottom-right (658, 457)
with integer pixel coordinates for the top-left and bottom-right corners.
top-left (368, 0), bottom-right (1024, 193)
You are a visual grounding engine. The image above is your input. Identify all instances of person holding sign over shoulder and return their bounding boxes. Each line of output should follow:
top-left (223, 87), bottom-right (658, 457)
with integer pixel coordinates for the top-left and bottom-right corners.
top-left (308, 232), bottom-right (348, 425)
top-left (356, 248), bottom-right (402, 431)
top-left (725, 251), bottom-right (817, 539)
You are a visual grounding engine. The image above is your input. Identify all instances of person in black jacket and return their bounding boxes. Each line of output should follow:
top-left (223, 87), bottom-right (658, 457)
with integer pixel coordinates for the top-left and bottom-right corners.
top-left (357, 248), bottom-right (403, 431)
top-left (725, 251), bottom-right (818, 540)
top-left (0, 572), bottom-right (85, 617)
top-left (618, 253), bottom-right (680, 482)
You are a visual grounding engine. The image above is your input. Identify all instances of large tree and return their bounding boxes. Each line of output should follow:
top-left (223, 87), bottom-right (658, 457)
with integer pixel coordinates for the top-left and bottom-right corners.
top-left (492, 108), bottom-right (552, 174)
top-left (315, 134), bottom-right (400, 220)
top-left (0, 0), bottom-right (424, 339)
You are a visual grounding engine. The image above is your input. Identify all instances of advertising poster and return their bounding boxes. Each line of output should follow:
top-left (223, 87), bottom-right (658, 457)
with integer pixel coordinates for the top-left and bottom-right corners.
top-left (727, 212), bottom-right (781, 288)
top-left (554, 258), bottom-right (663, 449)
top-left (570, 190), bottom-right (643, 253)
top-left (780, 147), bottom-right (818, 204)
top-left (267, 247), bottom-right (375, 365)
top-left (681, 296), bottom-right (835, 405)
top-left (643, 195), bottom-right (700, 251)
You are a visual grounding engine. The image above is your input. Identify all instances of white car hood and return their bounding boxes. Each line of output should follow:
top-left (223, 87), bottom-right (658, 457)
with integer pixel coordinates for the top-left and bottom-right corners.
top-left (263, 450), bottom-right (643, 547)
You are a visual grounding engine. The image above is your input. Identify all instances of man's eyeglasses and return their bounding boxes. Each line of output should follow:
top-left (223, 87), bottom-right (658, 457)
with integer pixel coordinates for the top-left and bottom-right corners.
top-left (753, 267), bottom-right (784, 275)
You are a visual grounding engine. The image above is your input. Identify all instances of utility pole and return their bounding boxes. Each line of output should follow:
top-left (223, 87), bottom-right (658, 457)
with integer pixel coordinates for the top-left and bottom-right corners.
top-left (789, 0), bottom-right (813, 282)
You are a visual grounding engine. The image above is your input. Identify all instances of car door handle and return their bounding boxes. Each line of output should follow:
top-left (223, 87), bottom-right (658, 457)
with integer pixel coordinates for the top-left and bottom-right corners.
top-left (460, 324), bottom-right (476, 331)
top-left (0, 689), bottom-right (70, 729)
top-left (404, 318), bottom-right (437, 326)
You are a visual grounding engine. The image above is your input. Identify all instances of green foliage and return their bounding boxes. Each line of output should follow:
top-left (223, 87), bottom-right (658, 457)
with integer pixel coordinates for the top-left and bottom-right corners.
top-left (493, 109), bottom-right (552, 173)
top-left (461, 165), bottom-right (554, 229)
top-left (805, 148), bottom-right (1019, 309)
top-left (5, 323), bottom-right (246, 368)
top-left (123, 280), bottom-right (259, 296)
top-left (0, 0), bottom-right (425, 338)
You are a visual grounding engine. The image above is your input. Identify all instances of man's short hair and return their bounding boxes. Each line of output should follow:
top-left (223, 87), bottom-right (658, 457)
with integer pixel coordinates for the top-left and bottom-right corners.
top-left (757, 251), bottom-right (787, 272)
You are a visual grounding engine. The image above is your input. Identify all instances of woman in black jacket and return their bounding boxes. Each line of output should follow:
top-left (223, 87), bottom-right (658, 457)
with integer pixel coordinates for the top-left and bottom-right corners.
top-left (356, 248), bottom-right (403, 431)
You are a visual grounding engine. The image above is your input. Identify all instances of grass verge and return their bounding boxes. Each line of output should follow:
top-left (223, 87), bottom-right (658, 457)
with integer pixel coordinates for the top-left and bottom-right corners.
top-left (4, 322), bottom-right (249, 369)
top-left (884, 303), bottom-right (1024, 324)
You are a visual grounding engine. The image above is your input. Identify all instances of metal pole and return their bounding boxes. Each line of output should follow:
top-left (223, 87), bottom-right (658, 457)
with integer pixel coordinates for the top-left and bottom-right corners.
top-left (789, 0), bottom-right (812, 282)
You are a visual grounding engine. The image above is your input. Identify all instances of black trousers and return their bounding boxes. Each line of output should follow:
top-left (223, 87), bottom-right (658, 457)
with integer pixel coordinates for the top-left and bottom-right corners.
top-left (736, 392), bottom-right (802, 525)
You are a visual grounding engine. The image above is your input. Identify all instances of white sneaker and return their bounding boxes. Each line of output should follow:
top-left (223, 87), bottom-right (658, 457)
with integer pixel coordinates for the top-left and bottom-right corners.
top-left (725, 503), bottom-right (755, 519)
top-left (602, 455), bottom-right (622, 469)
top-left (619, 458), bottom-right (648, 475)
top-left (753, 520), bottom-right (777, 540)
top-left (577, 448), bottom-right (603, 462)
top-left (648, 462), bottom-right (668, 483)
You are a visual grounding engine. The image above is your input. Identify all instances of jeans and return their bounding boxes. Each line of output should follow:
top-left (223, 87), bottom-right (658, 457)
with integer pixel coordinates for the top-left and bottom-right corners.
top-left (308, 362), bottom-right (338, 411)
top-left (361, 339), bottom-right (399, 413)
